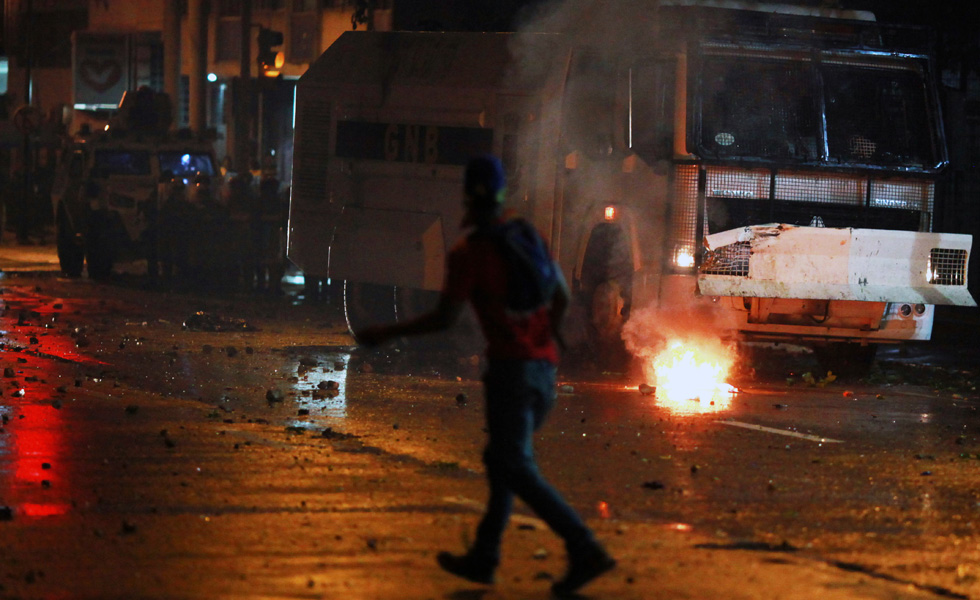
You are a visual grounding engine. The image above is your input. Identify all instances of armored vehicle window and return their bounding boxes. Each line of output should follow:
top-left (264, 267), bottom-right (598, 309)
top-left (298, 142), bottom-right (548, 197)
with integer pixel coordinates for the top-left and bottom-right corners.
top-left (93, 150), bottom-right (152, 176)
top-left (630, 58), bottom-right (675, 161)
top-left (699, 56), bottom-right (818, 162)
top-left (158, 152), bottom-right (216, 182)
top-left (561, 51), bottom-right (619, 159)
top-left (823, 64), bottom-right (935, 168)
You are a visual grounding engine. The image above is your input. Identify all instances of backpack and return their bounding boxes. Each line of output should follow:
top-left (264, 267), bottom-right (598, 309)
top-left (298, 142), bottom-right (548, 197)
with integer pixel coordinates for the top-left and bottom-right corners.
top-left (486, 219), bottom-right (560, 314)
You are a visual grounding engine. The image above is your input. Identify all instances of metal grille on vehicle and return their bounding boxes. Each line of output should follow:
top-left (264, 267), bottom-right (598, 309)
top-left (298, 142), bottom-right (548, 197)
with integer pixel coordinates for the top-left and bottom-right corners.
top-left (703, 166), bottom-right (933, 234)
top-left (775, 171), bottom-right (866, 205)
top-left (706, 167), bottom-right (769, 200)
top-left (870, 180), bottom-right (934, 212)
top-left (670, 164), bottom-right (700, 268)
top-left (701, 241), bottom-right (750, 276)
top-left (928, 248), bottom-right (967, 286)
top-left (292, 97), bottom-right (331, 204)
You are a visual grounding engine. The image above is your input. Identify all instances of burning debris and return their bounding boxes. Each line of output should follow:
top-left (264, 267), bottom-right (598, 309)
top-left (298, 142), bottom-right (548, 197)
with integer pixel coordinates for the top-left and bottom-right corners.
top-left (623, 303), bottom-right (739, 415)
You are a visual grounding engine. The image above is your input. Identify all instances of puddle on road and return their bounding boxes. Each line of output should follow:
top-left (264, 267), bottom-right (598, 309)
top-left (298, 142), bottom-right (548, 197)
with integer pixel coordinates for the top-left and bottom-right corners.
top-left (283, 346), bottom-right (353, 420)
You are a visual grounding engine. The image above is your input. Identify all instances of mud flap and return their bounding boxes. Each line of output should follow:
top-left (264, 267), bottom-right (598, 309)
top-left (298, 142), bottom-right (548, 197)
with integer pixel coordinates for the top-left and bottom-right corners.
top-left (330, 207), bottom-right (445, 291)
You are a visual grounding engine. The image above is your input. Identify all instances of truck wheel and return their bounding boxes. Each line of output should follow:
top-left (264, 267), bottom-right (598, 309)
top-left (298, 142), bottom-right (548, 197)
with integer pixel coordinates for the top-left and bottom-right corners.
top-left (812, 343), bottom-right (878, 379)
top-left (344, 281), bottom-right (396, 341)
top-left (85, 211), bottom-right (115, 281)
top-left (56, 205), bottom-right (84, 278)
top-left (394, 286), bottom-right (483, 354)
top-left (576, 223), bottom-right (633, 372)
top-left (586, 279), bottom-right (631, 371)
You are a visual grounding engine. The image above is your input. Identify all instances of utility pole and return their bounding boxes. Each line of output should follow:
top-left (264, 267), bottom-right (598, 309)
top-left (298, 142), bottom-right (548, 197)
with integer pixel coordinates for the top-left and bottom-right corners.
top-left (188, 0), bottom-right (207, 135)
top-left (235, 0), bottom-right (252, 173)
top-left (162, 1), bottom-right (180, 130)
top-left (18, 0), bottom-right (34, 244)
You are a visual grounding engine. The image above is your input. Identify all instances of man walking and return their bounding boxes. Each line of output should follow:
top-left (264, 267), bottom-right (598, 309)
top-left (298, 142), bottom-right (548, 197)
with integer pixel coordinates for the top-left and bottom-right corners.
top-left (359, 155), bottom-right (615, 595)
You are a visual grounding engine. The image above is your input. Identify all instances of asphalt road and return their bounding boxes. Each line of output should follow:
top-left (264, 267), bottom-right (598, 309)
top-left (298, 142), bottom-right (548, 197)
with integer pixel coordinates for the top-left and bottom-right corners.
top-left (0, 252), bottom-right (977, 598)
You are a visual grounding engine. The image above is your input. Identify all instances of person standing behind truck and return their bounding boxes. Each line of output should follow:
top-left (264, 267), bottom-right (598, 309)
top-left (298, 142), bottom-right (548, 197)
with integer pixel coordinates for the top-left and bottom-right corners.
top-left (359, 155), bottom-right (615, 595)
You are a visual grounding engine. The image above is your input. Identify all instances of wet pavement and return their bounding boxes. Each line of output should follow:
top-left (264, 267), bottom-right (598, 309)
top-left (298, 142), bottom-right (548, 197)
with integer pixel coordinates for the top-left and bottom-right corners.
top-left (0, 246), bottom-right (978, 598)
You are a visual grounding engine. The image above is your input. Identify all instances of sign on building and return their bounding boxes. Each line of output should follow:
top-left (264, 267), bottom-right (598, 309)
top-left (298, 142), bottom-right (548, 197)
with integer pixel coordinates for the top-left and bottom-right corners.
top-left (72, 32), bottom-right (129, 110)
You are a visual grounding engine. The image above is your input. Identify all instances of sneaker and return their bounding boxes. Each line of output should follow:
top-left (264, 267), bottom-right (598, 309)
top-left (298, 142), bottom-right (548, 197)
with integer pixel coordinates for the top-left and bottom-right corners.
top-left (551, 546), bottom-right (616, 596)
top-left (437, 551), bottom-right (496, 585)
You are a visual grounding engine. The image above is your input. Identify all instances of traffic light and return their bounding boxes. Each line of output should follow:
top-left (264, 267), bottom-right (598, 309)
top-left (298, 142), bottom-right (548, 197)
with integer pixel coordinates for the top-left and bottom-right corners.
top-left (257, 26), bottom-right (284, 77)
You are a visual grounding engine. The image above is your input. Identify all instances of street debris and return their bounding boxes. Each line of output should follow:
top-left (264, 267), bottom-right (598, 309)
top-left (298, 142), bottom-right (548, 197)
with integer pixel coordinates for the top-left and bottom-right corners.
top-left (321, 427), bottom-right (357, 441)
top-left (312, 388), bottom-right (338, 400)
top-left (182, 311), bottom-right (257, 332)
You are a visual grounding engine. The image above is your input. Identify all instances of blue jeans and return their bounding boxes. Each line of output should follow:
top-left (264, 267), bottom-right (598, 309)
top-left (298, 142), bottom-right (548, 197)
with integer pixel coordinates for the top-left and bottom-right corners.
top-left (472, 359), bottom-right (595, 564)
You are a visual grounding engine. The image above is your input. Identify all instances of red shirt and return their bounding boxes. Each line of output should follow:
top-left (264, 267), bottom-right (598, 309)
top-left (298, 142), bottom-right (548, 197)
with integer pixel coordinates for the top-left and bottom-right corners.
top-left (444, 228), bottom-right (559, 364)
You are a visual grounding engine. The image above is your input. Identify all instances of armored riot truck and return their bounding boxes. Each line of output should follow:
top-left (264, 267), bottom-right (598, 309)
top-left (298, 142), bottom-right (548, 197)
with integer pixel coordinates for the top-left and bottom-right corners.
top-left (52, 90), bottom-right (216, 279)
top-left (287, 1), bottom-right (975, 364)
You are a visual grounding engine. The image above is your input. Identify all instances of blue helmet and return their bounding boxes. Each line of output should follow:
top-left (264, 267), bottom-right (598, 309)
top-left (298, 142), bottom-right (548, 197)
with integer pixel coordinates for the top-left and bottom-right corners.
top-left (464, 155), bottom-right (506, 206)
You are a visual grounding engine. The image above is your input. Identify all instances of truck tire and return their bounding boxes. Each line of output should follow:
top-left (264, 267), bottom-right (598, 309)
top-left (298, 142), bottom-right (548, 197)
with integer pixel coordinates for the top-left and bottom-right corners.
top-left (585, 279), bottom-right (631, 372)
top-left (85, 210), bottom-right (115, 281)
top-left (56, 204), bottom-right (84, 278)
top-left (576, 223), bottom-right (633, 372)
top-left (344, 281), bottom-right (396, 341)
top-left (394, 286), bottom-right (483, 354)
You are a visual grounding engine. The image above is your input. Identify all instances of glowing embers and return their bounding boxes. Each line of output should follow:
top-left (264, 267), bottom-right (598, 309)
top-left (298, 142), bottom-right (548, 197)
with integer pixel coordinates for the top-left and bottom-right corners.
top-left (643, 338), bottom-right (737, 415)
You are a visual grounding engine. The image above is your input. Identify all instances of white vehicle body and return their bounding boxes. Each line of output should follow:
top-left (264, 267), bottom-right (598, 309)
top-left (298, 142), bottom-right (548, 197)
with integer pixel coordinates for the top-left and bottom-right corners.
top-left (288, 1), bottom-right (974, 349)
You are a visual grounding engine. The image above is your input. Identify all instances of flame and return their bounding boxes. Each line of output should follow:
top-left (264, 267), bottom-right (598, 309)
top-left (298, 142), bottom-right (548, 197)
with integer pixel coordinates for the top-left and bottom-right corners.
top-left (645, 338), bottom-right (736, 414)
